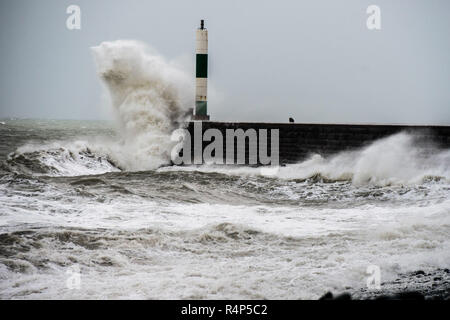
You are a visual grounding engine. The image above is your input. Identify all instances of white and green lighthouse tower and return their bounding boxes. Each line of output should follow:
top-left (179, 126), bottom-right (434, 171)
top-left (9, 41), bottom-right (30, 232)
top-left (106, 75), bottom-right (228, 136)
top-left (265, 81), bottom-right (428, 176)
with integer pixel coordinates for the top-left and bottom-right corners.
top-left (193, 20), bottom-right (210, 120)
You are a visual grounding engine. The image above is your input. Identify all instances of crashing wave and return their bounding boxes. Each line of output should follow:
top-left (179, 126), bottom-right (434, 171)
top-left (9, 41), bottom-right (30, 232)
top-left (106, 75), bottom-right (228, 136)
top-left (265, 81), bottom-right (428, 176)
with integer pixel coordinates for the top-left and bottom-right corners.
top-left (4, 140), bottom-right (120, 176)
top-left (3, 40), bottom-right (194, 177)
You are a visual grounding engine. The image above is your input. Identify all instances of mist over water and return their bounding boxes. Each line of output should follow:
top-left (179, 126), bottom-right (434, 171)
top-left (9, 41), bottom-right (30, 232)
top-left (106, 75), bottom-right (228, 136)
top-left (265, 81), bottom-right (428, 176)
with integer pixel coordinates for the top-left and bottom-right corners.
top-left (0, 41), bottom-right (449, 299)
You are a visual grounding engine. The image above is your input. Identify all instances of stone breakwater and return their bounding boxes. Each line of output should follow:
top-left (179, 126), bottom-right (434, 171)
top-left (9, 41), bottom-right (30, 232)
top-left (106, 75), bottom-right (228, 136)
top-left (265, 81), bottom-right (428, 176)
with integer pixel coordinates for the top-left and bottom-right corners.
top-left (185, 122), bottom-right (450, 165)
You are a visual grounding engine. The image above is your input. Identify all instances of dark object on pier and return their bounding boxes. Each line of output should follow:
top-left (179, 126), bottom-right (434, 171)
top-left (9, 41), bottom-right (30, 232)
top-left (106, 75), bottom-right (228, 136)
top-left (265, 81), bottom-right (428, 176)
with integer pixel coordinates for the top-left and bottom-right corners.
top-left (289, 117), bottom-right (295, 123)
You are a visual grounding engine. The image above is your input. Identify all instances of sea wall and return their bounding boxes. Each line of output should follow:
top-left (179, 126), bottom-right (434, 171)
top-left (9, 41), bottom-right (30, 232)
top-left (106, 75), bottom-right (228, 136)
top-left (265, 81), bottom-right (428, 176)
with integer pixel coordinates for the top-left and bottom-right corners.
top-left (185, 122), bottom-right (450, 165)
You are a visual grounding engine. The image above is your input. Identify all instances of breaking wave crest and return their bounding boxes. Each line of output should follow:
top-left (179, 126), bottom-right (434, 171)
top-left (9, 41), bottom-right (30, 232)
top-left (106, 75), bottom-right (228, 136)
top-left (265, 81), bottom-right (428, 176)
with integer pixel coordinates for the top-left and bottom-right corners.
top-left (278, 133), bottom-right (450, 185)
top-left (163, 133), bottom-right (450, 186)
top-left (3, 140), bottom-right (120, 177)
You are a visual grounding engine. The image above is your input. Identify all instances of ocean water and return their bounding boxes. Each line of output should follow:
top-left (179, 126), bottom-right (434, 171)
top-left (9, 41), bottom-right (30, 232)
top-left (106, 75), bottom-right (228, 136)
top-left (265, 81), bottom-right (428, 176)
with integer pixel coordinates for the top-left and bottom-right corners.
top-left (0, 119), bottom-right (449, 299)
top-left (0, 40), bottom-right (449, 299)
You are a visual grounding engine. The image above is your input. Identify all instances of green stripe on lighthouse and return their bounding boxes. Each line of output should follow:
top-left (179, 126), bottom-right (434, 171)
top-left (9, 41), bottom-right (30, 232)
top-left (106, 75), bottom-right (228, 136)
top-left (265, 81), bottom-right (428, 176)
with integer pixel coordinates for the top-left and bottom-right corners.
top-left (195, 101), bottom-right (207, 116)
top-left (196, 54), bottom-right (208, 78)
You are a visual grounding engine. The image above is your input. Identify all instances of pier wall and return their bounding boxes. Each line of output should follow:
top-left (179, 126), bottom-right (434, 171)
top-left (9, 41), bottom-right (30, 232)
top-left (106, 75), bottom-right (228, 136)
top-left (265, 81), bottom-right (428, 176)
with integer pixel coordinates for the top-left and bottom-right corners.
top-left (185, 122), bottom-right (450, 165)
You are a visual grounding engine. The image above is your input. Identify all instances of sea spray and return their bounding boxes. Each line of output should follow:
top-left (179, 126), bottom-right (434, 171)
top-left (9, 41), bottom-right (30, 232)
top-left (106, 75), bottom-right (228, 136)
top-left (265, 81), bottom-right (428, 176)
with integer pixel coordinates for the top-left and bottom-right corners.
top-left (278, 133), bottom-right (450, 185)
top-left (91, 40), bottom-right (194, 171)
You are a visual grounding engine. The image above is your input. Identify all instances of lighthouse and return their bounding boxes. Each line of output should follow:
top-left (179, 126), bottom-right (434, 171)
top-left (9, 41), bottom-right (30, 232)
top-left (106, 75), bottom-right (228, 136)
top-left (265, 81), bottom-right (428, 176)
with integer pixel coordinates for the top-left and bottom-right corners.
top-left (192, 20), bottom-right (210, 120)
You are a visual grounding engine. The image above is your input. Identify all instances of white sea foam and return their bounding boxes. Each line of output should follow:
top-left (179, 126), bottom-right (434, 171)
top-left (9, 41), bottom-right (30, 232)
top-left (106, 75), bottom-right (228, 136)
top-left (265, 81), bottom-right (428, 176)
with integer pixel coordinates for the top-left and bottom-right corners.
top-left (1, 184), bottom-right (449, 299)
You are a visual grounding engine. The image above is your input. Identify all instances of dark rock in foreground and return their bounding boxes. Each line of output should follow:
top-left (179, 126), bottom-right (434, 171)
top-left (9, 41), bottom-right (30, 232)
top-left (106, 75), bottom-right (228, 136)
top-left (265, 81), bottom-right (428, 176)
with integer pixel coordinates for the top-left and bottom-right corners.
top-left (320, 268), bottom-right (450, 300)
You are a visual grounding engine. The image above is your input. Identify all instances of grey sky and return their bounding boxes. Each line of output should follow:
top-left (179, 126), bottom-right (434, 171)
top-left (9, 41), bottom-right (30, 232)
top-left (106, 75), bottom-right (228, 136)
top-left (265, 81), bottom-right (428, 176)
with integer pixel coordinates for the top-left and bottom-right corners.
top-left (0, 0), bottom-right (449, 124)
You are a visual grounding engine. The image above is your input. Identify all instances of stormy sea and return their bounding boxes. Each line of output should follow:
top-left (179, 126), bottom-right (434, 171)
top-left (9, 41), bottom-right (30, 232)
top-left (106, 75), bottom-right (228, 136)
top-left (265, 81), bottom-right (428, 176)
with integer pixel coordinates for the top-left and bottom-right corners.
top-left (0, 40), bottom-right (449, 299)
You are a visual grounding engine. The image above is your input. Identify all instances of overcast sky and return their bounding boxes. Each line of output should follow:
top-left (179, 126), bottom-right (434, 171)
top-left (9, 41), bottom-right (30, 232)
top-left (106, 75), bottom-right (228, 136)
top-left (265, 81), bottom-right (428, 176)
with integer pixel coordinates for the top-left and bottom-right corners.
top-left (0, 0), bottom-right (449, 124)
